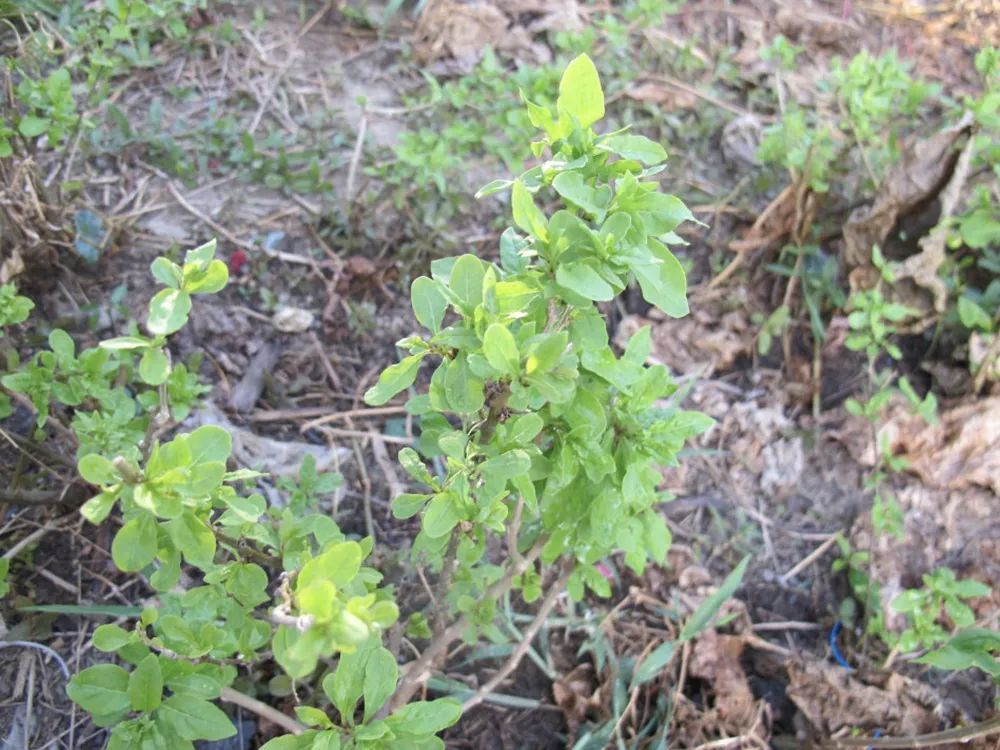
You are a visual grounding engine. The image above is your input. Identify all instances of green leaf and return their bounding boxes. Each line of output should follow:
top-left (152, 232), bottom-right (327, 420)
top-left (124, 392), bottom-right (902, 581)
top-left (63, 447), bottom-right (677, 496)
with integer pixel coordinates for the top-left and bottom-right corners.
top-left (363, 647), bottom-right (399, 722)
top-left (226, 563), bottom-right (270, 607)
top-left (411, 277), bottom-right (448, 333)
top-left (184, 239), bottom-right (218, 266)
top-left (423, 493), bottom-right (462, 538)
top-left (166, 512), bottom-right (217, 569)
top-left (186, 425), bottom-right (233, 464)
top-left (482, 324), bottom-right (520, 376)
top-left (599, 134), bottom-right (667, 165)
top-left (100, 335), bottom-right (153, 351)
top-left (552, 171), bottom-right (606, 220)
top-left (479, 450), bottom-right (531, 482)
top-left (387, 698), bottom-right (462, 736)
top-left (157, 695), bottom-right (235, 741)
top-left (18, 115), bottom-right (49, 138)
top-left (259, 734), bottom-right (317, 750)
top-left (511, 181), bottom-right (549, 242)
top-left (631, 641), bottom-right (675, 689)
top-left (958, 295), bottom-right (992, 331)
top-left (392, 493), bottom-right (429, 519)
top-left (556, 262), bottom-right (614, 301)
top-left (633, 242), bottom-right (688, 318)
top-left (680, 555), bottom-right (749, 642)
top-left (112, 514), bottom-right (159, 572)
top-left (475, 179), bottom-right (513, 199)
top-left (298, 541), bottom-right (363, 589)
top-left (67, 664), bottom-right (131, 716)
top-left (128, 654), bottom-right (163, 711)
top-left (139, 348), bottom-right (171, 385)
top-left (449, 255), bottom-right (486, 313)
top-left (294, 706), bottom-right (334, 728)
top-left (324, 646), bottom-right (370, 724)
top-left (444, 356), bottom-right (485, 414)
top-left (184, 259), bottom-right (228, 294)
top-left (93, 624), bottom-right (132, 652)
top-left (79, 454), bottom-right (117, 485)
top-left (147, 289), bottom-right (192, 336)
top-left (364, 353), bottom-right (426, 406)
top-left (557, 54), bottom-right (604, 128)
top-left (150, 258), bottom-right (183, 289)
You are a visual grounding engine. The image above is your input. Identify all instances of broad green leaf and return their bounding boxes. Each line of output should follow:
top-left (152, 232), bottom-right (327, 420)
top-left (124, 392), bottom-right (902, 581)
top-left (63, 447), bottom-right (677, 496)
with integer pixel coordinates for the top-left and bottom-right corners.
top-left (411, 277), bottom-right (448, 333)
top-left (225, 563), bottom-right (270, 607)
top-left (680, 555), bottom-right (749, 642)
top-left (146, 289), bottom-right (192, 336)
top-left (392, 493), bottom-right (429, 519)
top-left (363, 647), bottom-right (399, 722)
top-left (128, 654), bottom-right (163, 711)
top-left (398, 447), bottom-right (435, 485)
top-left (93, 624), bottom-right (132, 652)
top-left (599, 134), bottom-right (667, 165)
top-left (166, 512), bottom-right (217, 569)
top-left (556, 262), bottom-right (614, 301)
top-left (150, 258), bottom-right (183, 289)
top-left (298, 541), bottom-right (363, 589)
top-left (79, 454), bottom-right (117, 485)
top-left (324, 645), bottom-right (370, 724)
top-left (449, 255), bottom-right (486, 313)
top-left (482, 324), bottom-right (519, 376)
top-left (507, 413), bottom-right (544, 444)
top-left (259, 734), bottom-right (317, 750)
top-left (19, 115), bottom-right (49, 138)
top-left (552, 171), bottom-right (606, 220)
top-left (185, 425), bottom-right (233, 465)
top-left (633, 242), bottom-right (688, 318)
top-left (444, 356), bottom-right (485, 414)
top-left (112, 514), bottom-right (159, 572)
top-left (423, 493), bottom-right (462, 538)
top-left (958, 295), bottom-right (992, 331)
top-left (184, 259), bottom-right (228, 294)
top-left (184, 239), bottom-right (218, 266)
top-left (67, 664), bottom-right (131, 715)
top-left (511, 181), bottom-right (549, 241)
top-left (139, 348), bottom-right (171, 385)
top-left (557, 54), bottom-right (604, 128)
top-left (479, 450), bottom-right (531, 482)
top-left (364, 353), bottom-right (426, 406)
top-left (157, 695), bottom-right (235, 741)
top-left (387, 698), bottom-right (462, 735)
top-left (294, 706), bottom-right (334, 728)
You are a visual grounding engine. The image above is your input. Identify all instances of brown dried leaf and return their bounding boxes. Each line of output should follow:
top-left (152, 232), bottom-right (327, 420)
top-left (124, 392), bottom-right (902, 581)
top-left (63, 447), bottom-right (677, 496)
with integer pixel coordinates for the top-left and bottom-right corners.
top-left (615, 294), bottom-right (752, 377)
top-left (625, 81), bottom-right (699, 111)
top-left (688, 631), bottom-right (763, 732)
top-left (412, 0), bottom-right (578, 68)
top-left (881, 396), bottom-right (1000, 495)
top-left (786, 659), bottom-right (937, 736)
top-left (842, 117), bottom-right (971, 269)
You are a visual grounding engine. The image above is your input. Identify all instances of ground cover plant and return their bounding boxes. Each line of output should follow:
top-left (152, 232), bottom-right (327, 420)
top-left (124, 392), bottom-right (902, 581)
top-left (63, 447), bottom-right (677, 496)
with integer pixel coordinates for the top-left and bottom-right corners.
top-left (1, 1), bottom-right (999, 748)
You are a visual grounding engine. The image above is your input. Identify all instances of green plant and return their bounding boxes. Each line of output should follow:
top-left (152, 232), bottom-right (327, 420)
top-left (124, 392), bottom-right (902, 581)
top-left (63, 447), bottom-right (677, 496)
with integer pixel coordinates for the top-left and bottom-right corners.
top-left (27, 54), bottom-right (716, 748)
top-left (890, 567), bottom-right (991, 652)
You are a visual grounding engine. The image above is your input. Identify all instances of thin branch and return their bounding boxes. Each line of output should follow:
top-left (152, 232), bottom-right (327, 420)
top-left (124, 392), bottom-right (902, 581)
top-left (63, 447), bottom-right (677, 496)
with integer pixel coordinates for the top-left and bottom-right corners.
top-left (391, 537), bottom-right (547, 711)
top-left (821, 715), bottom-right (1000, 748)
top-left (220, 686), bottom-right (308, 736)
top-left (462, 563), bottom-right (571, 711)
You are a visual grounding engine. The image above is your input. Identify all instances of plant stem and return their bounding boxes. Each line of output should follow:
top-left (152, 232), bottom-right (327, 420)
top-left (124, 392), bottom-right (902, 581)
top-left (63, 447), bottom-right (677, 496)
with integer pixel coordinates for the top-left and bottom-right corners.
top-left (220, 686), bottom-right (308, 736)
top-left (820, 715), bottom-right (1000, 748)
top-left (462, 561), bottom-right (571, 711)
top-left (390, 537), bottom-right (547, 711)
